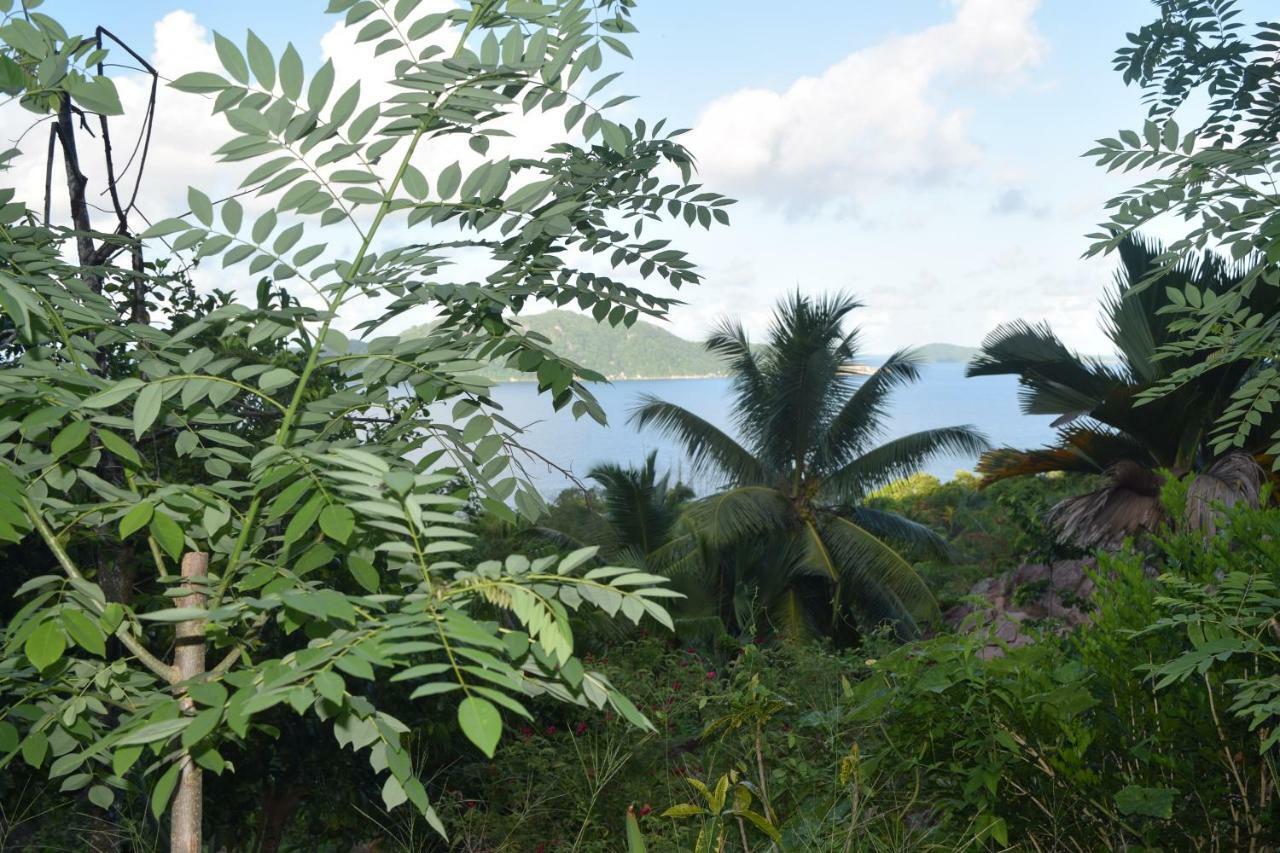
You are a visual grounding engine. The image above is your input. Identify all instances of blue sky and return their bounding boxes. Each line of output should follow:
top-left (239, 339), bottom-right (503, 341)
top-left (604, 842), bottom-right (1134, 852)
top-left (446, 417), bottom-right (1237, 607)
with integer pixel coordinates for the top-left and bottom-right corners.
top-left (25, 1), bottom-right (1271, 353)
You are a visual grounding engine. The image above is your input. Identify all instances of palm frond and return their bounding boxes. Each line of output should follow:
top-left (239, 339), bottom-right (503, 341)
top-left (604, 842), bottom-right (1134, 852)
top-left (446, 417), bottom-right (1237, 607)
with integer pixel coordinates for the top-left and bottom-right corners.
top-left (629, 397), bottom-right (766, 485)
top-left (825, 426), bottom-right (990, 500)
top-left (966, 320), bottom-right (1129, 415)
top-left (815, 348), bottom-right (923, 472)
top-left (679, 485), bottom-right (791, 549)
top-left (1184, 452), bottom-right (1264, 536)
top-left (803, 515), bottom-right (940, 635)
top-left (839, 506), bottom-right (954, 562)
top-left (586, 450), bottom-right (678, 556)
top-left (1046, 460), bottom-right (1166, 550)
top-left (976, 424), bottom-right (1148, 484)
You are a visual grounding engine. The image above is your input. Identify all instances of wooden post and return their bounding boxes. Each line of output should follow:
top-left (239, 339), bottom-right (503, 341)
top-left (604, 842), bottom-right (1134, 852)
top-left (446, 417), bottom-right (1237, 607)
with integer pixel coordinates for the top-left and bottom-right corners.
top-left (171, 552), bottom-right (208, 853)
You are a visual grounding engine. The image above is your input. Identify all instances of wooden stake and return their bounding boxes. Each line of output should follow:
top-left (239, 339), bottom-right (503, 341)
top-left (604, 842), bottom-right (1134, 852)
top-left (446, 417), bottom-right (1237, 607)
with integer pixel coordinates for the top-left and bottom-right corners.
top-left (171, 552), bottom-right (208, 853)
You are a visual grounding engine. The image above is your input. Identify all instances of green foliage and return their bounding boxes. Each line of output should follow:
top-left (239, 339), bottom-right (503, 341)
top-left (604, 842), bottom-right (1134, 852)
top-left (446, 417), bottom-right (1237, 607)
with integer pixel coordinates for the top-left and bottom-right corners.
top-left (1087, 0), bottom-right (1280, 468)
top-left (0, 0), bottom-right (728, 841)
top-left (635, 292), bottom-right (990, 640)
top-left (846, 503), bottom-right (1280, 850)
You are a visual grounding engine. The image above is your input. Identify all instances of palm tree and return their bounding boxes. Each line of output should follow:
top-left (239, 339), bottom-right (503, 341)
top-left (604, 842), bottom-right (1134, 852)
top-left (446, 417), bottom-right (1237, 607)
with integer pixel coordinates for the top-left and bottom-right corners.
top-left (631, 292), bottom-right (990, 640)
top-left (966, 234), bottom-right (1275, 549)
top-left (554, 450), bottom-right (690, 565)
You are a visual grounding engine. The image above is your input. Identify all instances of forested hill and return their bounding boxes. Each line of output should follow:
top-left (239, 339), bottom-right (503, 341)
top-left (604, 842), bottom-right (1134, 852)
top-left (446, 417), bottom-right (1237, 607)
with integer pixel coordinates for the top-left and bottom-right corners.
top-left (401, 310), bottom-right (978, 380)
top-left (475, 310), bottom-right (734, 381)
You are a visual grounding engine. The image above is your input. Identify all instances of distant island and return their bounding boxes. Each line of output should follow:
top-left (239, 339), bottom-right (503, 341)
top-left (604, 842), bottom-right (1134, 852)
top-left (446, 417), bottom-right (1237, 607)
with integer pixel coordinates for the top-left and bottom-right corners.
top-left (913, 342), bottom-right (981, 363)
top-left (402, 310), bottom-right (980, 381)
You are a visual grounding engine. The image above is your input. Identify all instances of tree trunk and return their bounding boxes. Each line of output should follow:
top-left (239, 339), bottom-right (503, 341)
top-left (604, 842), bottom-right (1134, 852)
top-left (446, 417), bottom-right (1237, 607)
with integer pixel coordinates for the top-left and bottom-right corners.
top-left (171, 552), bottom-right (208, 853)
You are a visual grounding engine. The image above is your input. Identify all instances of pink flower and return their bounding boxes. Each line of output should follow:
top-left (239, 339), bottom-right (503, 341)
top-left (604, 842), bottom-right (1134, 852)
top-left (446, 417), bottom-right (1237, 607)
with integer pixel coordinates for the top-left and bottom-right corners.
top-left (574, 721), bottom-right (587, 735)
top-left (545, 725), bottom-right (558, 736)
top-left (705, 670), bottom-right (717, 680)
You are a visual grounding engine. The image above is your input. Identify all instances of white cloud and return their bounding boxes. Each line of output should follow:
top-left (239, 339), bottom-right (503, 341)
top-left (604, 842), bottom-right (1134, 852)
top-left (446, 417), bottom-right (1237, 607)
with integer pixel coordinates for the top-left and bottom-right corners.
top-left (686, 0), bottom-right (1045, 214)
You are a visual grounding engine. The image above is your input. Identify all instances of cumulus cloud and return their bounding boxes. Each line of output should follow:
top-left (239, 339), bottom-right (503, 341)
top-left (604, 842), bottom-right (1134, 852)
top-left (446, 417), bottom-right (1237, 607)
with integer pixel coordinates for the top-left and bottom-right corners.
top-left (686, 0), bottom-right (1045, 214)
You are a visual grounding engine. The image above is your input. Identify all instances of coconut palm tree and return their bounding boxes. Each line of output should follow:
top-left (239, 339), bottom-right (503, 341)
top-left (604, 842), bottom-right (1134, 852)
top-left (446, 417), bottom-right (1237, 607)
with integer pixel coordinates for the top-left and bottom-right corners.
top-left (631, 292), bottom-right (990, 640)
top-left (552, 450), bottom-right (691, 565)
top-left (966, 234), bottom-right (1275, 549)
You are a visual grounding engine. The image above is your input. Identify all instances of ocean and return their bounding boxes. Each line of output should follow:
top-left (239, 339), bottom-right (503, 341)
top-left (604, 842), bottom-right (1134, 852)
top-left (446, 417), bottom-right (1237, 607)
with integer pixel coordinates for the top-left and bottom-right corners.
top-left (482, 363), bottom-right (1059, 498)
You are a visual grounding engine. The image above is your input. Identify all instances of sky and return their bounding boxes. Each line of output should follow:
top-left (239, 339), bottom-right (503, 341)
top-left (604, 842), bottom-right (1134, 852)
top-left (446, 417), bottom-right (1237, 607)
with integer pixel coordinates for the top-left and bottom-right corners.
top-left (7, 0), bottom-right (1268, 355)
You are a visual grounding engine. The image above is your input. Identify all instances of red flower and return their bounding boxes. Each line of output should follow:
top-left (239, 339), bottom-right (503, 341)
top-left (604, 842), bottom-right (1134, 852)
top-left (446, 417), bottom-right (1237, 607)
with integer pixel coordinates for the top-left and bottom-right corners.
top-left (638, 804), bottom-right (653, 817)
top-left (671, 680), bottom-right (682, 691)
top-left (574, 721), bottom-right (587, 735)
top-left (545, 725), bottom-right (558, 736)
top-left (705, 670), bottom-right (717, 680)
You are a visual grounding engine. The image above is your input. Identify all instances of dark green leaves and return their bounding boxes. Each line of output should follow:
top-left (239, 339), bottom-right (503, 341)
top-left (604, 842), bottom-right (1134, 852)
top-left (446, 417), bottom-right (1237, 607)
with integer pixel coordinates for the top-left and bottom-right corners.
top-left (1115, 785), bottom-right (1176, 819)
top-left (457, 696), bottom-right (501, 757)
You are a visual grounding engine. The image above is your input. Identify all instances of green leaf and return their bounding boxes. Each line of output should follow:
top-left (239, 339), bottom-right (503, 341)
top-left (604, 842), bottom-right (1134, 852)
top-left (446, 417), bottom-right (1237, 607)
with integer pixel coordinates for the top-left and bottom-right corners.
top-left (132, 383), bottom-right (163, 438)
top-left (314, 670), bottom-right (345, 704)
top-left (626, 808), bottom-right (648, 852)
top-left (112, 744), bottom-right (142, 776)
top-left (21, 732), bottom-right (48, 768)
top-left (437, 162), bottom-right (461, 198)
top-left (50, 420), bottom-right (90, 459)
top-left (150, 761), bottom-right (182, 818)
top-left (457, 696), bottom-right (501, 758)
top-left (83, 378), bottom-right (144, 408)
top-left (382, 774), bottom-right (407, 810)
top-left (307, 59), bottom-right (335, 111)
top-left (319, 504), bottom-right (355, 544)
top-left (213, 31), bottom-right (249, 83)
top-left (347, 555), bottom-right (379, 593)
top-left (119, 501), bottom-right (154, 538)
top-left (96, 428), bottom-right (142, 467)
top-left (65, 74), bottom-right (123, 116)
top-left (1115, 785), bottom-right (1176, 819)
top-left (170, 71), bottom-right (228, 94)
top-left (0, 721), bottom-right (17, 754)
top-left (149, 512), bottom-right (185, 560)
top-left (61, 609), bottom-right (106, 657)
top-left (88, 784), bottom-right (114, 810)
top-left (188, 187), bottom-right (213, 226)
top-left (181, 707), bottom-right (222, 749)
top-left (245, 30), bottom-right (275, 90)
top-left (24, 620), bottom-right (65, 671)
top-left (279, 43), bottom-right (303, 100)
top-left (258, 367), bottom-right (297, 392)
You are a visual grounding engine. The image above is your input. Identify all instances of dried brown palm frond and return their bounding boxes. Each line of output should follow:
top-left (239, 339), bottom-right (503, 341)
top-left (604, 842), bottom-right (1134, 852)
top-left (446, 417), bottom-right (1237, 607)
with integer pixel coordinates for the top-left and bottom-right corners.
top-left (1184, 452), bottom-right (1264, 536)
top-left (1046, 453), bottom-right (1267, 550)
top-left (1046, 460), bottom-right (1165, 551)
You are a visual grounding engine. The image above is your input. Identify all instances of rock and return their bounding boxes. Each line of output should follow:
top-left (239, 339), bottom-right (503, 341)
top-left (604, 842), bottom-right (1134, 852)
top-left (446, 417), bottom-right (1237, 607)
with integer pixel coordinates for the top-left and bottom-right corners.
top-left (951, 558), bottom-right (1099, 650)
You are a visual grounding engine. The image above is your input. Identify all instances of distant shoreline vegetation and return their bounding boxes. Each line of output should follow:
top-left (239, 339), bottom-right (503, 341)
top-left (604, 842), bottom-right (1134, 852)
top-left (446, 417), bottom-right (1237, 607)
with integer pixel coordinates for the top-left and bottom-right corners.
top-left (402, 310), bottom-right (981, 382)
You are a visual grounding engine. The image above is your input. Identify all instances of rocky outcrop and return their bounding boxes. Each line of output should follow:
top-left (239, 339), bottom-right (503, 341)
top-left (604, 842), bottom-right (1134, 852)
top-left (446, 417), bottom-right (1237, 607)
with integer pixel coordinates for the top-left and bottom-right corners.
top-left (943, 559), bottom-right (1096, 658)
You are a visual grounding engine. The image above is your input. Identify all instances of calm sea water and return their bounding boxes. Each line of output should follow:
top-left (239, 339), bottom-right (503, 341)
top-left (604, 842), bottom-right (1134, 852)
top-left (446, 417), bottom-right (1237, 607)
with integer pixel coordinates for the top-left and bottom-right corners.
top-left (484, 363), bottom-right (1059, 498)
